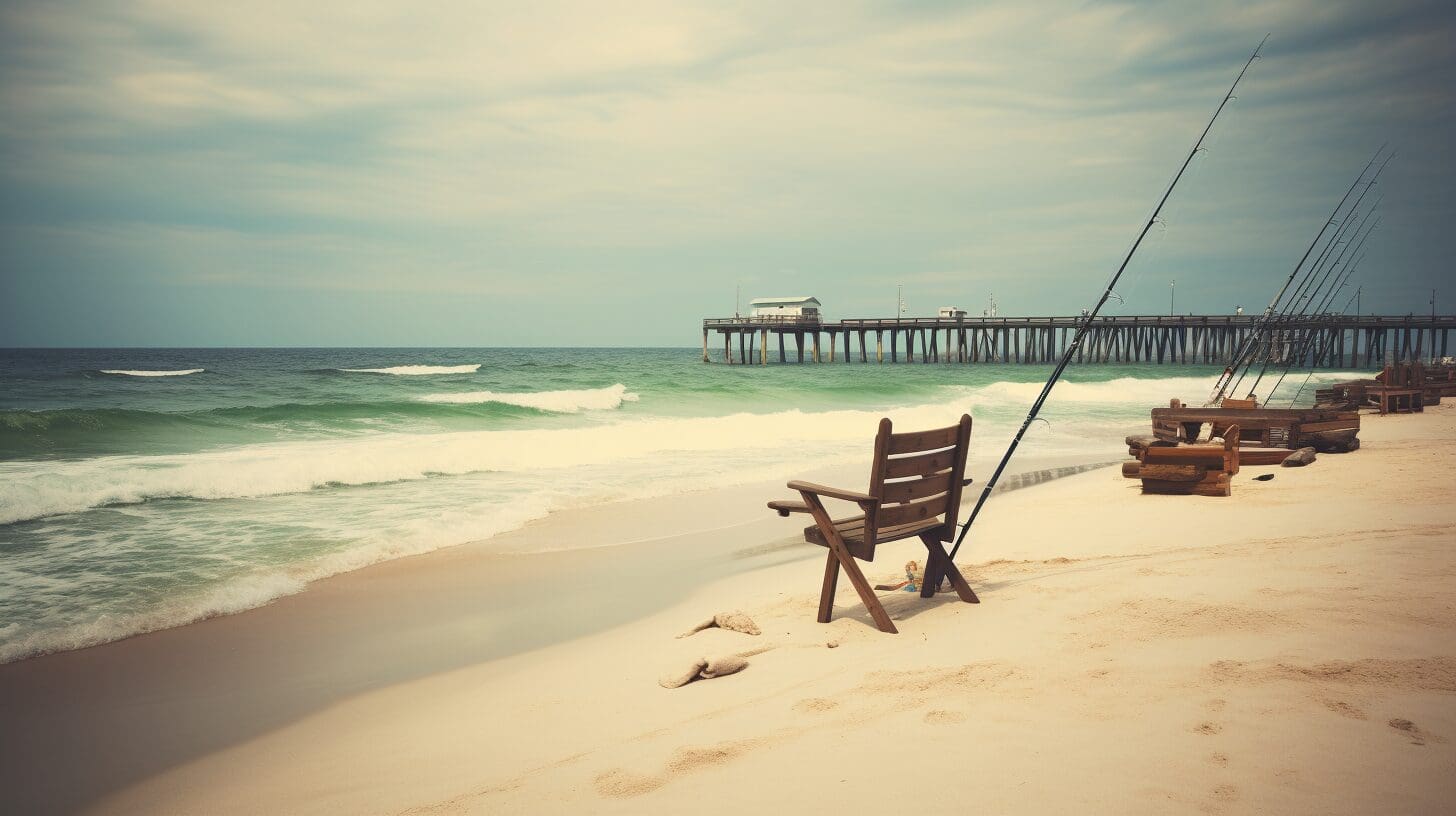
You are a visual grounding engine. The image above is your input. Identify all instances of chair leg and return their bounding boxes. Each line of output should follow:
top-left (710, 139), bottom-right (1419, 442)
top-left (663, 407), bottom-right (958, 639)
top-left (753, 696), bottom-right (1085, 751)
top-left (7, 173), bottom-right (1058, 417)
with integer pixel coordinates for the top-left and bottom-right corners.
top-left (802, 492), bottom-right (898, 634)
top-left (817, 550), bottom-right (839, 623)
top-left (921, 533), bottom-right (979, 604)
top-left (830, 544), bottom-right (898, 633)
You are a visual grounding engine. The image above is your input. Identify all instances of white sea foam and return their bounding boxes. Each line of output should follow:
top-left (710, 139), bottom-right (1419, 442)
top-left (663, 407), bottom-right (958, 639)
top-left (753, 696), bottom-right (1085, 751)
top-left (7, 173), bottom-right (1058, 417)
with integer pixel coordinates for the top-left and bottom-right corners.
top-left (0, 371), bottom-right (1365, 528)
top-left (0, 384), bottom-right (1091, 526)
top-left (338, 364), bottom-right (480, 375)
top-left (416, 383), bottom-right (639, 412)
top-left (0, 496), bottom-right (557, 664)
top-left (949, 370), bottom-right (1364, 408)
top-left (99, 368), bottom-right (205, 377)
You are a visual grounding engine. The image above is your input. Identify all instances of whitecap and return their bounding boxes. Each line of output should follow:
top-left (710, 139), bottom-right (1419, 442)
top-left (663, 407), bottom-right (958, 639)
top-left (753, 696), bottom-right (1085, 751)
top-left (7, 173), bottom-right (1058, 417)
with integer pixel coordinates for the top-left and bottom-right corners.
top-left (99, 369), bottom-right (205, 377)
top-left (338, 364), bottom-right (480, 375)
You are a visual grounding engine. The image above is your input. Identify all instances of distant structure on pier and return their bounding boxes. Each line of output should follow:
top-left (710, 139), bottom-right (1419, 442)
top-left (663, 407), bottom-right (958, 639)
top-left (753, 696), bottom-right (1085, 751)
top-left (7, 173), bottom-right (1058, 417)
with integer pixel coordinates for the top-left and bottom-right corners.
top-left (749, 296), bottom-right (821, 320)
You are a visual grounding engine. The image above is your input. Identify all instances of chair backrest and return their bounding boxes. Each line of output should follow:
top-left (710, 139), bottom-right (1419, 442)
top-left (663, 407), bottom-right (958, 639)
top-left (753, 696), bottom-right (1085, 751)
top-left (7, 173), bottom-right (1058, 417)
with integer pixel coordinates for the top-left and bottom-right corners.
top-left (864, 414), bottom-right (973, 550)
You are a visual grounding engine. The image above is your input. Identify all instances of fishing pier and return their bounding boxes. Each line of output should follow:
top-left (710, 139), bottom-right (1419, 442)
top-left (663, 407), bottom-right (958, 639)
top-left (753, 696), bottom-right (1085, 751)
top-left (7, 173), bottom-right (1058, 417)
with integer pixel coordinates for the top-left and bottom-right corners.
top-left (701, 314), bottom-right (1456, 367)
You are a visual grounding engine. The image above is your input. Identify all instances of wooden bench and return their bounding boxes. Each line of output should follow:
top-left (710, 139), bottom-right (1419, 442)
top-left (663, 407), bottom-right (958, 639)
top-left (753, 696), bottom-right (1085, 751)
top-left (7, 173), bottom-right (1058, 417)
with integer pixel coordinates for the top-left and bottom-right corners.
top-left (1137, 425), bottom-right (1240, 497)
top-left (1369, 387), bottom-right (1423, 415)
top-left (1150, 404), bottom-right (1359, 452)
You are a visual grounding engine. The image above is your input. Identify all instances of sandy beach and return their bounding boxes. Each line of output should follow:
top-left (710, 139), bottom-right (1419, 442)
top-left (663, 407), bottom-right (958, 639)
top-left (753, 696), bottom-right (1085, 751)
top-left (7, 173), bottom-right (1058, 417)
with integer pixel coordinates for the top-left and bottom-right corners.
top-left (0, 404), bottom-right (1450, 815)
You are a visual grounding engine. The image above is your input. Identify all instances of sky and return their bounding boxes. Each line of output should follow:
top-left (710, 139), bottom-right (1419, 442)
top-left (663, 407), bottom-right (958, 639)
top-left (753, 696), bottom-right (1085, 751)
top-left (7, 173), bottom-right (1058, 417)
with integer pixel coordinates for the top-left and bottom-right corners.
top-left (1, 0), bottom-right (1453, 347)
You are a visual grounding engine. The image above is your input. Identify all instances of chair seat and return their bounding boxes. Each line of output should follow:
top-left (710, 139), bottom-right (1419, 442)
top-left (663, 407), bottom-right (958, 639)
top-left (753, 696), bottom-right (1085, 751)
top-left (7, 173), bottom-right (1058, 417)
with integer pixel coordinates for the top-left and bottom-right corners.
top-left (803, 514), bottom-right (945, 560)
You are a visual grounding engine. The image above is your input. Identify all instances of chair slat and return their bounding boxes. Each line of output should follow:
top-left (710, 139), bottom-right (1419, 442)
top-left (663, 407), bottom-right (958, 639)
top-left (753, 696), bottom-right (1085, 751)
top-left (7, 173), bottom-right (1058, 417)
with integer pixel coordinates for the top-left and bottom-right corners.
top-left (876, 492), bottom-right (949, 527)
top-left (886, 425), bottom-right (959, 455)
top-left (883, 449), bottom-right (955, 479)
top-left (879, 470), bottom-right (952, 504)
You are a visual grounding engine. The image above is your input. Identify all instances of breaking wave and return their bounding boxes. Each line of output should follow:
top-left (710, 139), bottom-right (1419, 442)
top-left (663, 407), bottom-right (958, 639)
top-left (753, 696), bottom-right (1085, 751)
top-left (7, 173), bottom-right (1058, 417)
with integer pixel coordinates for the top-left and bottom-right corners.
top-left (99, 368), bottom-right (205, 377)
top-left (336, 364), bottom-right (480, 375)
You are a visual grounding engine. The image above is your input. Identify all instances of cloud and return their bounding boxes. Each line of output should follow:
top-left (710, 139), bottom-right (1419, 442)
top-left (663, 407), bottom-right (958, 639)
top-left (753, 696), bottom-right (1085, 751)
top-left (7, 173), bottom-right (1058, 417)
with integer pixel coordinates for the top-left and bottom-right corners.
top-left (1, 0), bottom-right (1454, 344)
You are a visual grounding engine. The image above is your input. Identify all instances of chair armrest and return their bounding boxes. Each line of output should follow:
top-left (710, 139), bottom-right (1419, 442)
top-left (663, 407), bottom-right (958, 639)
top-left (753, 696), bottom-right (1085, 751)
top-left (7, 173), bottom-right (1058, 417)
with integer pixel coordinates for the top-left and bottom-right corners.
top-left (767, 499), bottom-right (810, 517)
top-left (787, 480), bottom-right (878, 505)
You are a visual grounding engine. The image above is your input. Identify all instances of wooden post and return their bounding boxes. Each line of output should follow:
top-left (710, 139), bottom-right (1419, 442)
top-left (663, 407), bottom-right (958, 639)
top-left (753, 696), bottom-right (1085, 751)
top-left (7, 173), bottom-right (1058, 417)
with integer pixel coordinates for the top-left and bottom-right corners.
top-left (813, 331), bottom-right (821, 363)
top-left (877, 331), bottom-right (884, 363)
top-left (702, 328), bottom-right (709, 363)
top-left (795, 332), bottom-right (805, 363)
top-left (778, 332), bottom-right (786, 363)
top-left (761, 329), bottom-right (768, 365)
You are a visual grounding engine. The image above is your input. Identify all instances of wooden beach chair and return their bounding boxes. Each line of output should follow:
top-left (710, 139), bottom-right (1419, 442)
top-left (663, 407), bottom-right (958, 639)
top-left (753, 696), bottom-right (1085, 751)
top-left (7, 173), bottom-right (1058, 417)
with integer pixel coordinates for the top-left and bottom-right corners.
top-left (767, 415), bottom-right (978, 634)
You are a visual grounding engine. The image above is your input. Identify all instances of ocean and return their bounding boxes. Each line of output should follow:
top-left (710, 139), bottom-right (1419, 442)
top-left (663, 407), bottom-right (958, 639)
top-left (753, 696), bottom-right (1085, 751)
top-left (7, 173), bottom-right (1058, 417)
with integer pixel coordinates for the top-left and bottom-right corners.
top-left (0, 347), bottom-right (1362, 663)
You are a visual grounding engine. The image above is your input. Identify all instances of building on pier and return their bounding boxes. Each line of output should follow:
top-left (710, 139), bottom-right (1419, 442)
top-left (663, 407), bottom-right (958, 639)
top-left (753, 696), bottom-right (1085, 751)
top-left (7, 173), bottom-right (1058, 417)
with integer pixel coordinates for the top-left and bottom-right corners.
top-left (749, 296), bottom-right (822, 320)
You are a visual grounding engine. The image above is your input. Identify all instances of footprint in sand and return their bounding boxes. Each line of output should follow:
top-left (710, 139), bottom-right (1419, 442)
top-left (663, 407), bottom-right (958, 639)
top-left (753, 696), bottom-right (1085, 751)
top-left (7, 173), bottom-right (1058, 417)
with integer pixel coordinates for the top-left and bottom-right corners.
top-left (793, 697), bottom-right (839, 714)
top-left (1319, 698), bottom-right (1367, 719)
top-left (595, 740), bottom-right (758, 798)
top-left (1388, 718), bottom-right (1442, 746)
top-left (1211, 784), bottom-right (1239, 802)
top-left (1208, 752), bottom-right (1229, 766)
top-left (1194, 721), bottom-right (1223, 735)
top-left (923, 709), bottom-right (966, 725)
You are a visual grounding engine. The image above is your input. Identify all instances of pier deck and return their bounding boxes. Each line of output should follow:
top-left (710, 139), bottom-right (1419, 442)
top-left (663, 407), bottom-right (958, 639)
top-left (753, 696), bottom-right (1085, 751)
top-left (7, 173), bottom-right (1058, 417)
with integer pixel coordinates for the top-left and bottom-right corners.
top-left (701, 314), bottom-right (1456, 366)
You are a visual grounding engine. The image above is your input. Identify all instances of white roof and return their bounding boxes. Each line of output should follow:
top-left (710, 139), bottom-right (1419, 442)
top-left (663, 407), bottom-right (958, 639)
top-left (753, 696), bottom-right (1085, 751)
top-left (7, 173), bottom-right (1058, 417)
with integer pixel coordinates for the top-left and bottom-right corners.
top-left (749, 296), bottom-right (820, 306)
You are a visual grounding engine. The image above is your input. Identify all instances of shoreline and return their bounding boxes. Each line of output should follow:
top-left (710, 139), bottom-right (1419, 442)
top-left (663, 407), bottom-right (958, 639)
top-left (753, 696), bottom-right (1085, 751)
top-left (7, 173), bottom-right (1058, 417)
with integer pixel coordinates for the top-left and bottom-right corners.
top-left (0, 443), bottom-right (1115, 815)
top-left (4, 408), bottom-right (1454, 814)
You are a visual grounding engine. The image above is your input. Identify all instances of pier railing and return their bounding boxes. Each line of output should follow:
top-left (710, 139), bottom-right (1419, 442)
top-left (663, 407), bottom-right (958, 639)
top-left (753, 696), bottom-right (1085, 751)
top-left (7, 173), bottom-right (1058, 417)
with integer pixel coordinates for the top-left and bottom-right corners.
top-left (703, 315), bottom-right (822, 327)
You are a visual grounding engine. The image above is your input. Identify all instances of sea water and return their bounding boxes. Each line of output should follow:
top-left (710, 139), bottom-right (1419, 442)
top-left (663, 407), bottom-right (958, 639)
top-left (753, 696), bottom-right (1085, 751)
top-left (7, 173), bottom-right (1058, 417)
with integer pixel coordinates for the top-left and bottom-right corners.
top-left (0, 347), bottom-right (1365, 663)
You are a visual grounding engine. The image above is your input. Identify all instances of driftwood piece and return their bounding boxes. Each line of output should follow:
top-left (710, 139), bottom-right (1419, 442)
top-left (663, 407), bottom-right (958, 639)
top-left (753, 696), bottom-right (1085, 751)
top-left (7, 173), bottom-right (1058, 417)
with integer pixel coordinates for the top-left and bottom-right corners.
top-left (1281, 447), bottom-right (1317, 467)
top-left (677, 612), bottom-right (761, 638)
top-left (659, 655), bottom-right (750, 689)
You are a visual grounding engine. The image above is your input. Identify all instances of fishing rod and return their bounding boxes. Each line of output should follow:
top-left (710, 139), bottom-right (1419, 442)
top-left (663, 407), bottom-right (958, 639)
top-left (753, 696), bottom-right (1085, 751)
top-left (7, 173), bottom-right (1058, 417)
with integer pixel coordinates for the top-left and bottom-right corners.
top-left (1286, 249), bottom-right (1373, 406)
top-left (1229, 160), bottom-right (1388, 400)
top-left (1286, 268), bottom-right (1366, 408)
top-left (1246, 207), bottom-right (1377, 400)
top-left (1266, 214), bottom-right (1380, 399)
top-left (1243, 196), bottom-right (1381, 400)
top-left (1206, 147), bottom-right (1384, 404)
top-left (1225, 162), bottom-right (1384, 399)
top-left (1208, 147), bottom-right (1388, 404)
top-left (949, 36), bottom-right (1268, 560)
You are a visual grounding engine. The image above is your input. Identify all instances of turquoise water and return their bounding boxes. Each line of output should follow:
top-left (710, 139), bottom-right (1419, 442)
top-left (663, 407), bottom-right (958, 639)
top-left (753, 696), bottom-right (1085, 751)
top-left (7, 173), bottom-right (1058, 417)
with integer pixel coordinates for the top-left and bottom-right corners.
top-left (0, 348), bottom-right (1364, 662)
